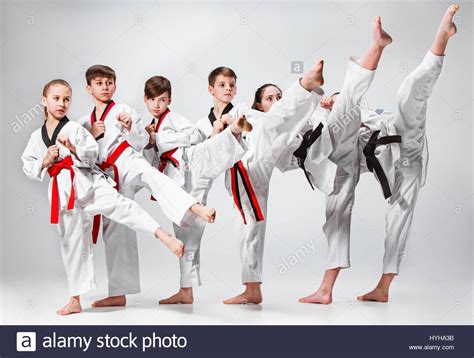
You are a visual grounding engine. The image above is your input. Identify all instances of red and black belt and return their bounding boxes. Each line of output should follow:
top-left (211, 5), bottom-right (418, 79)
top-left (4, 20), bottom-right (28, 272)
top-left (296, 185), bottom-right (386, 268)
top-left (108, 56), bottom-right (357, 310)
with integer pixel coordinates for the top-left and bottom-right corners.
top-left (230, 160), bottom-right (264, 224)
top-left (92, 140), bottom-right (130, 243)
top-left (150, 147), bottom-right (179, 201)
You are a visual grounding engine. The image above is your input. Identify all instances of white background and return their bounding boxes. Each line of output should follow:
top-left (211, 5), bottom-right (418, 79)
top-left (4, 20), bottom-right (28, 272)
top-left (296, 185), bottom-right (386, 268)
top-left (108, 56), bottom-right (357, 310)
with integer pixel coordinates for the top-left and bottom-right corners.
top-left (0, 0), bottom-right (472, 325)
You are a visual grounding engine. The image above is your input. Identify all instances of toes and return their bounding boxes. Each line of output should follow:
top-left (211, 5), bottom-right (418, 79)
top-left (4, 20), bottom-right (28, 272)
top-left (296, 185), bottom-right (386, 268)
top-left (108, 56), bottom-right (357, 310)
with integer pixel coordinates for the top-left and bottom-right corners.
top-left (449, 4), bottom-right (459, 14)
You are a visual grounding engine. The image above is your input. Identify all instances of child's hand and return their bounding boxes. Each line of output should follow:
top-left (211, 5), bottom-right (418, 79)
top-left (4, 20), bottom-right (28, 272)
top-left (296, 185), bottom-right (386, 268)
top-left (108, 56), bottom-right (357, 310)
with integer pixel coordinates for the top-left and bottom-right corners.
top-left (117, 111), bottom-right (132, 131)
top-left (220, 114), bottom-right (234, 126)
top-left (91, 121), bottom-right (105, 139)
top-left (320, 96), bottom-right (335, 110)
top-left (57, 134), bottom-right (73, 150)
top-left (145, 123), bottom-right (156, 135)
top-left (57, 134), bottom-right (78, 158)
top-left (148, 131), bottom-right (156, 146)
top-left (211, 119), bottom-right (224, 137)
top-left (43, 145), bottom-right (59, 167)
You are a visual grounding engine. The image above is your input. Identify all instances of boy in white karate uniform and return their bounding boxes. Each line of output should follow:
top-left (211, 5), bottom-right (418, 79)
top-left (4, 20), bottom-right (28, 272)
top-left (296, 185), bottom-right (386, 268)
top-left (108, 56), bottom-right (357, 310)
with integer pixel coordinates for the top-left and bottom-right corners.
top-left (140, 76), bottom-right (250, 304)
top-left (77, 65), bottom-right (216, 308)
top-left (22, 79), bottom-right (186, 315)
top-left (191, 64), bottom-right (326, 304)
top-left (300, 5), bottom-right (459, 304)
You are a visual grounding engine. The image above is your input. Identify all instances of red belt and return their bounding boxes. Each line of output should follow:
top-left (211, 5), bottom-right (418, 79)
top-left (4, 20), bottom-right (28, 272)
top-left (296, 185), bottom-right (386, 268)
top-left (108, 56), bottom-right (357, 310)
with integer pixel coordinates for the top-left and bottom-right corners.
top-left (158, 148), bottom-right (179, 173)
top-left (92, 141), bottom-right (130, 244)
top-left (150, 148), bottom-right (179, 201)
top-left (47, 156), bottom-right (75, 224)
top-left (230, 160), bottom-right (264, 224)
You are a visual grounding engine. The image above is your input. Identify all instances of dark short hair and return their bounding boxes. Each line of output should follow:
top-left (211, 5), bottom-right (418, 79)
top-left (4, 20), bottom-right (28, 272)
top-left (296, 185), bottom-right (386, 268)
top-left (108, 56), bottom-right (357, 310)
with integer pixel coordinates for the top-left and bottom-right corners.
top-left (144, 76), bottom-right (172, 98)
top-left (85, 65), bottom-right (116, 85)
top-left (208, 66), bottom-right (237, 86)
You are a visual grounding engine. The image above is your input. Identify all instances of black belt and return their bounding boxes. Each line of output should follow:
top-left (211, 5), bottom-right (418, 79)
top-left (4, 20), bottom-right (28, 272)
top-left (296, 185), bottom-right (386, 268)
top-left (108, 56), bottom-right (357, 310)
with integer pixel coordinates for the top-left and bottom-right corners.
top-left (293, 122), bottom-right (324, 190)
top-left (362, 130), bottom-right (402, 199)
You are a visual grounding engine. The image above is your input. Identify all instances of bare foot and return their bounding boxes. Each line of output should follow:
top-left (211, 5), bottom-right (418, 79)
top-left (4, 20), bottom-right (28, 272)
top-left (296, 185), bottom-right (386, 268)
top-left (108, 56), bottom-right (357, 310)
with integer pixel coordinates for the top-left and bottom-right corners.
top-left (223, 284), bottom-right (262, 304)
top-left (357, 288), bottom-right (389, 302)
top-left (190, 203), bottom-right (216, 223)
top-left (299, 290), bottom-right (332, 304)
top-left (361, 17), bottom-right (392, 70)
top-left (155, 228), bottom-right (185, 257)
top-left (92, 295), bottom-right (126, 308)
top-left (56, 296), bottom-right (82, 316)
top-left (439, 4), bottom-right (459, 38)
top-left (159, 288), bottom-right (194, 304)
top-left (373, 16), bottom-right (393, 48)
top-left (301, 59), bottom-right (324, 91)
top-left (232, 115), bottom-right (253, 134)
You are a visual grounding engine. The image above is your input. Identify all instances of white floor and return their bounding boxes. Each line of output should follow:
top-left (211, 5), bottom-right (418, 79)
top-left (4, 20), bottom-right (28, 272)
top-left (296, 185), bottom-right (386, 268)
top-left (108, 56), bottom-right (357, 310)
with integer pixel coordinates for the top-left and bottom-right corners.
top-left (1, 174), bottom-right (472, 326)
top-left (1, 264), bottom-right (471, 326)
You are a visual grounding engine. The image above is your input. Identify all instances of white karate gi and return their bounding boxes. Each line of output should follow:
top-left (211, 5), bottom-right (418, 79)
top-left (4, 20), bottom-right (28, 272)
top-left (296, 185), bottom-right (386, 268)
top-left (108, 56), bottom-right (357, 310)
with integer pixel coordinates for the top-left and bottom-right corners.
top-left (197, 81), bottom-right (324, 283)
top-left (383, 50), bottom-right (442, 274)
top-left (323, 57), bottom-right (378, 270)
top-left (143, 109), bottom-right (246, 287)
top-left (77, 101), bottom-right (198, 296)
top-left (275, 106), bottom-right (337, 195)
top-left (21, 119), bottom-right (160, 296)
top-left (324, 52), bottom-right (441, 274)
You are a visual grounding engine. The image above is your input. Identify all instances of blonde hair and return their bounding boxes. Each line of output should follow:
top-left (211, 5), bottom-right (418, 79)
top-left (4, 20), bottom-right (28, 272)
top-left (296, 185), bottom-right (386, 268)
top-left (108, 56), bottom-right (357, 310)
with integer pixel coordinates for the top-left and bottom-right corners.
top-left (42, 79), bottom-right (72, 117)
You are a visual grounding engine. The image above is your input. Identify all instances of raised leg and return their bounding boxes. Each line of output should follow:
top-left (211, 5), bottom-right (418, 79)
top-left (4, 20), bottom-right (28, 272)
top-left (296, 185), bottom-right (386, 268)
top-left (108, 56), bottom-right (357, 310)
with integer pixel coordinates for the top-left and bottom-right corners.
top-left (359, 5), bottom-right (458, 301)
top-left (304, 16), bottom-right (392, 304)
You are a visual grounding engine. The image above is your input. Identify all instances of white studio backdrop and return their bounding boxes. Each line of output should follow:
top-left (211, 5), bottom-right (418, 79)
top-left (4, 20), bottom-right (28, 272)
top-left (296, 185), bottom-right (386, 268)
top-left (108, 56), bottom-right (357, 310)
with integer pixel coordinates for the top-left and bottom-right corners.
top-left (0, 0), bottom-right (472, 325)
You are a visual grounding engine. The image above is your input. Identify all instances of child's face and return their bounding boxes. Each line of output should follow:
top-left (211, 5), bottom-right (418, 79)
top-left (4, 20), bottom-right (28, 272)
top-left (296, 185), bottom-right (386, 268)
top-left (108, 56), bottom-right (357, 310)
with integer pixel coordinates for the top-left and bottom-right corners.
top-left (144, 92), bottom-right (171, 118)
top-left (42, 85), bottom-right (71, 120)
top-left (257, 86), bottom-right (282, 113)
top-left (208, 75), bottom-right (236, 103)
top-left (87, 76), bottom-right (116, 103)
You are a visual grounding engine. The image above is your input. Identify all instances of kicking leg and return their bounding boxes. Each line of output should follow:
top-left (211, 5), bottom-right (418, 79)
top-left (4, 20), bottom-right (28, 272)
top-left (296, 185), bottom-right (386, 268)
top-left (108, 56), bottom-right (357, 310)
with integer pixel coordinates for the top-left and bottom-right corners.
top-left (360, 16), bottom-right (393, 70)
top-left (83, 175), bottom-right (185, 257)
top-left (304, 16), bottom-right (392, 304)
top-left (360, 5), bottom-right (458, 301)
top-left (431, 4), bottom-right (458, 56)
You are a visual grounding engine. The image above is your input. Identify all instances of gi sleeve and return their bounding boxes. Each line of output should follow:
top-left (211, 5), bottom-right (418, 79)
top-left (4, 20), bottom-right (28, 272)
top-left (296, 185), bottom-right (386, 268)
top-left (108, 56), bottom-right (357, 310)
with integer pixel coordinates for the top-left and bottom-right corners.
top-left (21, 133), bottom-right (48, 182)
top-left (155, 114), bottom-right (202, 152)
top-left (70, 124), bottom-right (99, 167)
top-left (121, 105), bottom-right (147, 152)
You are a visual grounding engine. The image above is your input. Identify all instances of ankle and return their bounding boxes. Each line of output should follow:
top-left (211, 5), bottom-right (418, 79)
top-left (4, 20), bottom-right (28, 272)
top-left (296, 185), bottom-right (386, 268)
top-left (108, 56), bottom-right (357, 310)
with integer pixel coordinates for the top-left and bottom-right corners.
top-left (318, 287), bottom-right (332, 296)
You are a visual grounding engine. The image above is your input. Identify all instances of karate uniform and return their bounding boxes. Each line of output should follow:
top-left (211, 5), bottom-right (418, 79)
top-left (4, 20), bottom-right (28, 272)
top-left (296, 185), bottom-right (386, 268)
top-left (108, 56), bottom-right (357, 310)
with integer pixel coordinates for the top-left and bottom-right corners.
top-left (21, 118), bottom-right (160, 296)
top-left (143, 108), bottom-right (246, 287)
top-left (275, 106), bottom-right (337, 195)
top-left (323, 52), bottom-right (441, 274)
top-left (383, 50), bottom-right (442, 274)
top-left (77, 101), bottom-right (198, 296)
top-left (197, 81), bottom-right (324, 284)
top-left (323, 57), bottom-right (399, 270)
